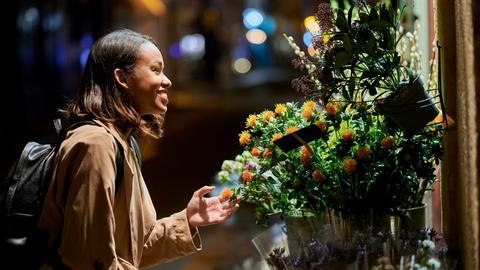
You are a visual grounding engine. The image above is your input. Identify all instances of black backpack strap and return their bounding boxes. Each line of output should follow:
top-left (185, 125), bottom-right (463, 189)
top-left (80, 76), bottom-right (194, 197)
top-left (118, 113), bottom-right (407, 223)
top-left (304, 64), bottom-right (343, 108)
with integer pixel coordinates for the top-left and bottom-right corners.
top-left (114, 139), bottom-right (124, 196)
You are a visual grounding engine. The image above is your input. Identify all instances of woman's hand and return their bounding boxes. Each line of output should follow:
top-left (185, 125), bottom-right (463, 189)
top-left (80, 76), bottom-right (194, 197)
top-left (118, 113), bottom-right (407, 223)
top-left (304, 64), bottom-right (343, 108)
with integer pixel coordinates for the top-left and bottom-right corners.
top-left (186, 186), bottom-right (240, 227)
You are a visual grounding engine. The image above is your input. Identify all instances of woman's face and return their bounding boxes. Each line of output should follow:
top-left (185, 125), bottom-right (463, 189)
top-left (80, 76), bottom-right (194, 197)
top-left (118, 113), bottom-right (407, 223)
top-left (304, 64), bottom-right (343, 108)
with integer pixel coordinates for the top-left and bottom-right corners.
top-left (128, 42), bottom-right (172, 116)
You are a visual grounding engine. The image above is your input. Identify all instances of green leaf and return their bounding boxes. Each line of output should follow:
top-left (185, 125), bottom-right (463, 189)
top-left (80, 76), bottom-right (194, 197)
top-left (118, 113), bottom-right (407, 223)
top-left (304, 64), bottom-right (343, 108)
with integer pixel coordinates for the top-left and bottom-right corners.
top-left (367, 36), bottom-right (376, 54)
top-left (347, 5), bottom-right (354, 26)
top-left (334, 51), bottom-right (351, 67)
top-left (369, 6), bottom-right (379, 21)
top-left (341, 85), bottom-right (351, 101)
top-left (336, 9), bottom-right (349, 32)
top-left (348, 77), bottom-right (356, 99)
top-left (342, 36), bottom-right (352, 53)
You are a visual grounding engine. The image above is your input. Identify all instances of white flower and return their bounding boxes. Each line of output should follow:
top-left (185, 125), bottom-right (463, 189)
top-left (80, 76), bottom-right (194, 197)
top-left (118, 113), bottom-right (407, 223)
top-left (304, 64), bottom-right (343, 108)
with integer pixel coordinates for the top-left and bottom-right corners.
top-left (217, 170), bottom-right (230, 183)
top-left (427, 258), bottom-right (441, 269)
top-left (422, 239), bottom-right (436, 250)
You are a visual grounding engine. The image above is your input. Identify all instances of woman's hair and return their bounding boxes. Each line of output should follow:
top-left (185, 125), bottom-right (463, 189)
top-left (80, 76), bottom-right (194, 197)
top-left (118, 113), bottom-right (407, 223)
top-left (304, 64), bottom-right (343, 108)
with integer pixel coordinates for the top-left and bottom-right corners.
top-left (61, 28), bottom-right (164, 138)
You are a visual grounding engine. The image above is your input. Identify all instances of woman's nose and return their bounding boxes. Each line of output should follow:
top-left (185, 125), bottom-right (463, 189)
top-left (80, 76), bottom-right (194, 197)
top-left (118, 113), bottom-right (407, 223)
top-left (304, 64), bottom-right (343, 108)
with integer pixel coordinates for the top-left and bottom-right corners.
top-left (161, 75), bottom-right (172, 88)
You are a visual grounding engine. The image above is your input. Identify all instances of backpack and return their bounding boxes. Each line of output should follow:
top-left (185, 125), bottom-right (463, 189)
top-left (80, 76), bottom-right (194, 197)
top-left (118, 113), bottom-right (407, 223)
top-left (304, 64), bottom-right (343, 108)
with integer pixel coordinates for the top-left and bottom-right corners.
top-left (0, 119), bottom-right (141, 269)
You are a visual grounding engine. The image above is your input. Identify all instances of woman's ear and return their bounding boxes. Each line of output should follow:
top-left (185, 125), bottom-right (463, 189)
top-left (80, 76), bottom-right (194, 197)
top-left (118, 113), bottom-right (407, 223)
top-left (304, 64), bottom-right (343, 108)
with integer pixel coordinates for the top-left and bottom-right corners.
top-left (114, 68), bottom-right (130, 89)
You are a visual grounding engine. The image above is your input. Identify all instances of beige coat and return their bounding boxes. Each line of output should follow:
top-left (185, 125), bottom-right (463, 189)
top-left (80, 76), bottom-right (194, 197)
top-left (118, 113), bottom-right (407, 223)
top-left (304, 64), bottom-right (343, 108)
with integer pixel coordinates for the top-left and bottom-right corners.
top-left (38, 120), bottom-right (201, 270)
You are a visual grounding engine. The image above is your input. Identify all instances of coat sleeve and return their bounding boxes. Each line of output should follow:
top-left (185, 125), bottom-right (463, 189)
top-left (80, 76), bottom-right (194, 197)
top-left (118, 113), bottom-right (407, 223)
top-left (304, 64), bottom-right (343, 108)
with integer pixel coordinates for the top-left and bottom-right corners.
top-left (139, 209), bottom-right (202, 268)
top-left (57, 132), bottom-right (133, 270)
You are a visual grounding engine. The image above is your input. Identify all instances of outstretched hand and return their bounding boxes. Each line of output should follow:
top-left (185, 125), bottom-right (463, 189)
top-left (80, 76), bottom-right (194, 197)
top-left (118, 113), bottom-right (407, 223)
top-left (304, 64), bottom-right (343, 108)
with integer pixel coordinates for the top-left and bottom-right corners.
top-left (186, 186), bottom-right (240, 227)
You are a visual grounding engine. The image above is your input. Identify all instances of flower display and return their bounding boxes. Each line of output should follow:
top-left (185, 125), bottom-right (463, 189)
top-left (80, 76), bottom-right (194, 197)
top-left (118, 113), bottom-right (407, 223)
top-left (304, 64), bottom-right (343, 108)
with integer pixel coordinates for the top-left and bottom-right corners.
top-left (217, 99), bottom-right (443, 225)
top-left (217, 0), bottom-right (445, 224)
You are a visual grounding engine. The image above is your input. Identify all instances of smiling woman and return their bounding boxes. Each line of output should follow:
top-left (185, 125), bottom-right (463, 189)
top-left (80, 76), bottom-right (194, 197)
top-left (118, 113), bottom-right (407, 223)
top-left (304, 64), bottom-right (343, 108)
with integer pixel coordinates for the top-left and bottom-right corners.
top-left (33, 29), bottom-right (239, 270)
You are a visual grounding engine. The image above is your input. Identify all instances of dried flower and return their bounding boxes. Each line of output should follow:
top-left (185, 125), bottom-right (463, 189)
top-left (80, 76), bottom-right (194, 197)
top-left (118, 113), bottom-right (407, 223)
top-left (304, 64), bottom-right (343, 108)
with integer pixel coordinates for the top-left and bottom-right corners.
top-left (356, 146), bottom-right (371, 160)
top-left (343, 158), bottom-right (358, 173)
top-left (381, 136), bottom-right (394, 150)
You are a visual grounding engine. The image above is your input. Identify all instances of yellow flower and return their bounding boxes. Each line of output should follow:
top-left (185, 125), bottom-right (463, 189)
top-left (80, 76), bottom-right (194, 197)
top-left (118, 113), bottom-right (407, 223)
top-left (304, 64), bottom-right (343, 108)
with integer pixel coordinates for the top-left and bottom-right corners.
top-left (262, 110), bottom-right (275, 121)
top-left (341, 129), bottom-right (355, 141)
top-left (246, 114), bottom-right (257, 128)
top-left (285, 126), bottom-right (299, 135)
top-left (271, 133), bottom-right (283, 142)
top-left (303, 100), bottom-right (316, 109)
top-left (274, 103), bottom-right (287, 114)
top-left (239, 131), bottom-right (251, 145)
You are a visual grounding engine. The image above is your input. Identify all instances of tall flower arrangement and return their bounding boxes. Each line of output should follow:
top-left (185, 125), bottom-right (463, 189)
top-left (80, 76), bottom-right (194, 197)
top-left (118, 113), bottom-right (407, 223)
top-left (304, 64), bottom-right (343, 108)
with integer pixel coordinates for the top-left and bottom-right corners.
top-left (218, 0), bottom-right (444, 226)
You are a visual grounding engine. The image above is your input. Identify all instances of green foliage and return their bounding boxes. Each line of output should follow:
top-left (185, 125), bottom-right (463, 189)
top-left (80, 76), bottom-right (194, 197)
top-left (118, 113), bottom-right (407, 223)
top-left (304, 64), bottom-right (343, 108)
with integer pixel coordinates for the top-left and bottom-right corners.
top-left (217, 101), bottom-right (443, 226)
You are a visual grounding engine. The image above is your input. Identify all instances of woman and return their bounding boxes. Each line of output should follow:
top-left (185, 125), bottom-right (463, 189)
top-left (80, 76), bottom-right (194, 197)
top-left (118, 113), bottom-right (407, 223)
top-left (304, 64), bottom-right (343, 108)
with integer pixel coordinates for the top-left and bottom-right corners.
top-left (38, 29), bottom-right (239, 270)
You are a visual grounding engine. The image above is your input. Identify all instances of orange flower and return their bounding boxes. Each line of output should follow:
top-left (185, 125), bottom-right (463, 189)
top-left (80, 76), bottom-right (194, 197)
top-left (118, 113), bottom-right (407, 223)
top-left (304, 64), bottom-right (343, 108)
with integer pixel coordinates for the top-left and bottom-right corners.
top-left (285, 126), bottom-right (299, 135)
top-left (356, 146), bottom-right (370, 160)
top-left (271, 133), bottom-right (283, 142)
top-left (251, 147), bottom-right (261, 157)
top-left (239, 131), bottom-right (251, 145)
top-left (341, 129), bottom-right (355, 141)
top-left (302, 108), bottom-right (313, 119)
top-left (315, 120), bottom-right (327, 131)
top-left (343, 158), bottom-right (357, 173)
top-left (263, 148), bottom-right (273, 157)
top-left (220, 188), bottom-right (232, 200)
top-left (262, 110), bottom-right (275, 121)
top-left (300, 145), bottom-right (312, 165)
top-left (381, 136), bottom-right (394, 150)
top-left (274, 103), bottom-right (287, 114)
top-left (241, 169), bottom-right (253, 182)
top-left (325, 102), bottom-right (339, 115)
top-left (312, 170), bottom-right (325, 183)
top-left (245, 114), bottom-right (257, 128)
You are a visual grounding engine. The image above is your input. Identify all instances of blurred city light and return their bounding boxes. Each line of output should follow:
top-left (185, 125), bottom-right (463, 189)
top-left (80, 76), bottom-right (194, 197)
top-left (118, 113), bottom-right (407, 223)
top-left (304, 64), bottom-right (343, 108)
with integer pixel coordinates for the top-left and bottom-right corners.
top-left (232, 58), bottom-right (251, 74)
top-left (246, 29), bottom-right (267, 45)
top-left (303, 31), bottom-right (312, 46)
top-left (259, 16), bottom-right (276, 35)
top-left (169, 42), bottom-right (182, 58)
top-left (242, 8), bottom-right (264, 29)
top-left (180, 34), bottom-right (205, 59)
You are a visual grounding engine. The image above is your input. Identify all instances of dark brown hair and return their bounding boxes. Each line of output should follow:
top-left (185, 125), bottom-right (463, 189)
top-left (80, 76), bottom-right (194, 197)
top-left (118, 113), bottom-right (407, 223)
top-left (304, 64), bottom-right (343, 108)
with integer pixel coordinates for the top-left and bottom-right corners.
top-left (61, 29), bottom-right (164, 138)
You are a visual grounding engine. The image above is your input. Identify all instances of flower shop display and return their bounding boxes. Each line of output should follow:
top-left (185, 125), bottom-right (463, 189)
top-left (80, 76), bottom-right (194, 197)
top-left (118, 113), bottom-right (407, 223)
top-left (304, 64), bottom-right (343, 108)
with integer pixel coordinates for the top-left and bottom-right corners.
top-left (216, 0), bottom-right (449, 269)
top-left (218, 100), bottom-right (442, 226)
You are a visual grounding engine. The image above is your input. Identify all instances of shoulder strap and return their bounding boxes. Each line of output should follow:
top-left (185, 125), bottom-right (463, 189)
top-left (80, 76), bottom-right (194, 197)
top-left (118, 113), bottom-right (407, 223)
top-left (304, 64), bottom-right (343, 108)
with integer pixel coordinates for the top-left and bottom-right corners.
top-left (114, 140), bottom-right (124, 196)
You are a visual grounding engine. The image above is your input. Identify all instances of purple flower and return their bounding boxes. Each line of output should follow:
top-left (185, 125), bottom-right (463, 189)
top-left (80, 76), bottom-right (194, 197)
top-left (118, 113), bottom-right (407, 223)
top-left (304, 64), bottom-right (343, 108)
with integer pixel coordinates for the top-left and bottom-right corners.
top-left (315, 3), bottom-right (334, 32)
